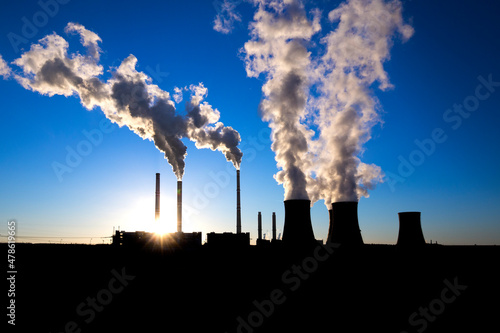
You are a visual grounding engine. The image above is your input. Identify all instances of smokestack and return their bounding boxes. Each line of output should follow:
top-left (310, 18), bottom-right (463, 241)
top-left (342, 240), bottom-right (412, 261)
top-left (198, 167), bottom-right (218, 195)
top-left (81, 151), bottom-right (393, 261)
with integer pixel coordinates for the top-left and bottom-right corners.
top-left (272, 212), bottom-right (276, 240)
top-left (327, 202), bottom-right (364, 246)
top-left (155, 173), bottom-right (160, 221)
top-left (177, 180), bottom-right (182, 233)
top-left (397, 212), bottom-right (426, 247)
top-left (236, 169), bottom-right (241, 234)
top-left (282, 200), bottom-right (316, 249)
top-left (258, 212), bottom-right (262, 240)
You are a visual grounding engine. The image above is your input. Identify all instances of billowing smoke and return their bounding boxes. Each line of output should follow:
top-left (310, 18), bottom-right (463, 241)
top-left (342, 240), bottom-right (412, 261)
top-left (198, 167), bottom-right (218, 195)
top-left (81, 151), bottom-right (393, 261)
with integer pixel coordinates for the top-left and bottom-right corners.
top-left (243, 0), bottom-right (320, 200)
top-left (240, 0), bottom-right (411, 204)
top-left (185, 83), bottom-right (243, 169)
top-left (0, 55), bottom-right (11, 78)
top-left (2, 23), bottom-right (242, 179)
top-left (310, 0), bottom-right (413, 205)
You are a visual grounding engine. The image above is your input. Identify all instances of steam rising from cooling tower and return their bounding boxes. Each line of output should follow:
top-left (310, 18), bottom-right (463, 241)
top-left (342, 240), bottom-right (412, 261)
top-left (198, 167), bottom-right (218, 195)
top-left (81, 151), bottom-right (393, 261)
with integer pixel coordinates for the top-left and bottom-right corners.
top-left (1, 23), bottom-right (242, 181)
top-left (309, 0), bottom-right (413, 206)
top-left (242, 0), bottom-right (413, 204)
top-left (243, 0), bottom-right (320, 200)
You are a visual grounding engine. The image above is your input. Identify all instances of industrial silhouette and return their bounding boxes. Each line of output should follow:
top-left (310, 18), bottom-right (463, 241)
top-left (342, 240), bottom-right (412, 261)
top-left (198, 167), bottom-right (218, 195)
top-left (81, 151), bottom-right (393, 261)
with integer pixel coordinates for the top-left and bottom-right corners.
top-left (397, 211), bottom-right (426, 247)
top-left (113, 173), bottom-right (431, 250)
top-left (9, 172), bottom-right (499, 333)
top-left (327, 201), bottom-right (364, 246)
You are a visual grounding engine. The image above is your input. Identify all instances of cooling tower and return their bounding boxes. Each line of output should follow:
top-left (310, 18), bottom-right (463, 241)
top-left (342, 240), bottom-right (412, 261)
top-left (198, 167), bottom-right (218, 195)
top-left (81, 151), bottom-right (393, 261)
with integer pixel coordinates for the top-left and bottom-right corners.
top-left (327, 201), bottom-right (364, 246)
top-left (177, 180), bottom-right (182, 233)
top-left (155, 173), bottom-right (160, 221)
top-left (282, 200), bottom-right (316, 248)
top-left (397, 212), bottom-right (426, 247)
top-left (236, 169), bottom-right (241, 234)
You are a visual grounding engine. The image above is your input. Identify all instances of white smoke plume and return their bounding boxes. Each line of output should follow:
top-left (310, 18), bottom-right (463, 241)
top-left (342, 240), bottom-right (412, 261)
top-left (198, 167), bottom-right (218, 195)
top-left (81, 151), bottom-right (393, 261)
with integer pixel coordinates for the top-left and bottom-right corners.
top-left (239, 0), bottom-right (411, 204)
top-left (185, 83), bottom-right (243, 169)
top-left (213, 0), bottom-right (242, 34)
top-left (309, 0), bottom-right (413, 206)
top-left (4, 23), bottom-right (242, 179)
top-left (243, 0), bottom-right (320, 200)
top-left (0, 55), bottom-right (12, 78)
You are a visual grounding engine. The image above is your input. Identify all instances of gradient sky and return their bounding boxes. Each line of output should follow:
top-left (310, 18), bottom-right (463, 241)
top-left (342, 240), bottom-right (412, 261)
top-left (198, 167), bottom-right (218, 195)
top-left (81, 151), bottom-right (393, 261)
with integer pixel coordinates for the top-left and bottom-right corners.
top-left (1, 0), bottom-right (499, 245)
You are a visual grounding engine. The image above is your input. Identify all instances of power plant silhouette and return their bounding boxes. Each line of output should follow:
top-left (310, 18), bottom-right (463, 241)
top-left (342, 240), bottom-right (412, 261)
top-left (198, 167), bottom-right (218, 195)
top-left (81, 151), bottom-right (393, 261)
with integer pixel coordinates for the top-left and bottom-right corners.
top-left (113, 172), bottom-right (427, 250)
top-left (17, 173), bottom-right (499, 333)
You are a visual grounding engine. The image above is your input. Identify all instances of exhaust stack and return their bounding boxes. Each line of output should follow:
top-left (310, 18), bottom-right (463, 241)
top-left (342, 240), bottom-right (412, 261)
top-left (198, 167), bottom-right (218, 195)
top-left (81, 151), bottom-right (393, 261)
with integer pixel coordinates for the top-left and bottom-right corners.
top-left (155, 173), bottom-right (160, 221)
top-left (282, 200), bottom-right (316, 248)
top-left (177, 180), bottom-right (182, 233)
top-left (258, 212), bottom-right (262, 240)
top-left (397, 212), bottom-right (425, 247)
top-left (236, 169), bottom-right (241, 234)
top-left (272, 212), bottom-right (276, 240)
top-left (327, 201), bottom-right (364, 246)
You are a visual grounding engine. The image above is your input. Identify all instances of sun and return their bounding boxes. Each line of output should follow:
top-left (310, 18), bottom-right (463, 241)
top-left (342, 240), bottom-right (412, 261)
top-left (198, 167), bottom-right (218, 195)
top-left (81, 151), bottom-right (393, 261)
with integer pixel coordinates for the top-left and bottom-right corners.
top-left (151, 221), bottom-right (170, 236)
top-left (120, 196), bottom-right (176, 235)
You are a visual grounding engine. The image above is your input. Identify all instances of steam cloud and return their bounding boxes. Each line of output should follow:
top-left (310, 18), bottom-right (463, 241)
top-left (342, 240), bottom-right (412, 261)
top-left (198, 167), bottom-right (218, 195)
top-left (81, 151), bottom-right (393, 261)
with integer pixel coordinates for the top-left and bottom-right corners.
top-left (2, 23), bottom-right (242, 179)
top-left (213, 0), bottom-right (242, 34)
top-left (310, 0), bottom-right (413, 205)
top-left (243, 0), bottom-right (320, 200)
top-left (241, 0), bottom-right (412, 204)
top-left (0, 55), bottom-right (11, 78)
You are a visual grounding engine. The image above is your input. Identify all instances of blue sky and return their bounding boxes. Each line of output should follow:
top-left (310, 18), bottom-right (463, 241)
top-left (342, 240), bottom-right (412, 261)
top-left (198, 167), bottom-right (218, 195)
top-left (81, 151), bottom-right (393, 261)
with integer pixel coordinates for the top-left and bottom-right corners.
top-left (0, 0), bottom-right (499, 245)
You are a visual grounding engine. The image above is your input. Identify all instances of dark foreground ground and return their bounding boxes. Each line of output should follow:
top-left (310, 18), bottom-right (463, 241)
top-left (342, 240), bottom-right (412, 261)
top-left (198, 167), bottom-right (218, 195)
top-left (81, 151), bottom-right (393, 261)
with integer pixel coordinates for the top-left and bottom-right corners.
top-left (4, 242), bottom-right (499, 332)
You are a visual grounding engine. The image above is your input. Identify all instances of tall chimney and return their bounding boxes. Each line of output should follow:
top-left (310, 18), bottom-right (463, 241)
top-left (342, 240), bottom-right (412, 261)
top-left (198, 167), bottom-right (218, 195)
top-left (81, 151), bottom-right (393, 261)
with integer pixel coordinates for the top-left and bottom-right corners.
top-left (282, 200), bottom-right (316, 249)
top-left (272, 212), bottom-right (276, 240)
top-left (258, 212), bottom-right (262, 240)
top-left (177, 180), bottom-right (182, 233)
top-left (327, 201), bottom-right (363, 246)
top-left (155, 173), bottom-right (160, 221)
top-left (236, 169), bottom-right (241, 234)
top-left (397, 212), bottom-right (425, 247)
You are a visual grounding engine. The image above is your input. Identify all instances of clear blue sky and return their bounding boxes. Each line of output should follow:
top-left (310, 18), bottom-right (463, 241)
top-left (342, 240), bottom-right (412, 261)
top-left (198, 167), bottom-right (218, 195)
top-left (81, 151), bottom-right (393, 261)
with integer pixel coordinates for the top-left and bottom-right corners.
top-left (0, 0), bottom-right (499, 245)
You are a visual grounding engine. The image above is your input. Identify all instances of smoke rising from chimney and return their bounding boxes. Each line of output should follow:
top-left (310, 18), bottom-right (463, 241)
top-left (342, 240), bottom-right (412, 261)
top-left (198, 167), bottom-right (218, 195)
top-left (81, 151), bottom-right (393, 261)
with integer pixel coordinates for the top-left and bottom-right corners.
top-left (3, 23), bottom-right (242, 180)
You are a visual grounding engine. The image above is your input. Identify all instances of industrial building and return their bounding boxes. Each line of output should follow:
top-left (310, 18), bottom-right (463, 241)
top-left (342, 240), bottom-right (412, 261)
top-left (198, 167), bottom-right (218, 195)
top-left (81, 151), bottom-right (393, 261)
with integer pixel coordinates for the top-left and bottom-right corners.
top-left (112, 173), bottom-right (202, 250)
top-left (112, 171), bottom-right (428, 252)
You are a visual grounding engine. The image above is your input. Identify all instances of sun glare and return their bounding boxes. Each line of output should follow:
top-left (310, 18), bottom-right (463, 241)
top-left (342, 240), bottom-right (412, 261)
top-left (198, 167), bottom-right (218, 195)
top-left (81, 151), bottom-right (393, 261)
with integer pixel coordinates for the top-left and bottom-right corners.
top-left (151, 221), bottom-right (170, 236)
top-left (121, 196), bottom-right (176, 235)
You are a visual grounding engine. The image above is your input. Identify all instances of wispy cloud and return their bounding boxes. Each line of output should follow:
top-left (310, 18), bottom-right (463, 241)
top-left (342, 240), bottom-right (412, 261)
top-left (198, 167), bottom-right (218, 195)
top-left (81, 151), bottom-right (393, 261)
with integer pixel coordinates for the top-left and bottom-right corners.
top-left (0, 55), bottom-right (11, 78)
top-left (213, 0), bottom-right (243, 34)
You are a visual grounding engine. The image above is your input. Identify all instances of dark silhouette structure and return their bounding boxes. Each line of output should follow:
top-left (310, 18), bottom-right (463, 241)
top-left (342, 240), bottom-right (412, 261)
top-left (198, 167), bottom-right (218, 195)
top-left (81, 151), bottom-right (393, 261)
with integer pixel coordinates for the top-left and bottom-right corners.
top-left (397, 211), bottom-right (426, 247)
top-left (236, 169), bottom-right (241, 234)
top-left (257, 212), bottom-right (262, 240)
top-left (112, 230), bottom-right (201, 249)
top-left (155, 173), bottom-right (160, 221)
top-left (282, 199), bottom-right (316, 248)
top-left (327, 201), bottom-right (364, 246)
top-left (177, 180), bottom-right (182, 233)
top-left (206, 232), bottom-right (250, 248)
top-left (272, 212), bottom-right (276, 240)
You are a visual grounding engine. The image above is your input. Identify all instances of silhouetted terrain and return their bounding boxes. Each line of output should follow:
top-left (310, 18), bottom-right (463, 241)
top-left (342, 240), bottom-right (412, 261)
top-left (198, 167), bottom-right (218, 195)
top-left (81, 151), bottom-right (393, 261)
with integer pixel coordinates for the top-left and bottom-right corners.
top-left (4, 243), bottom-right (499, 332)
